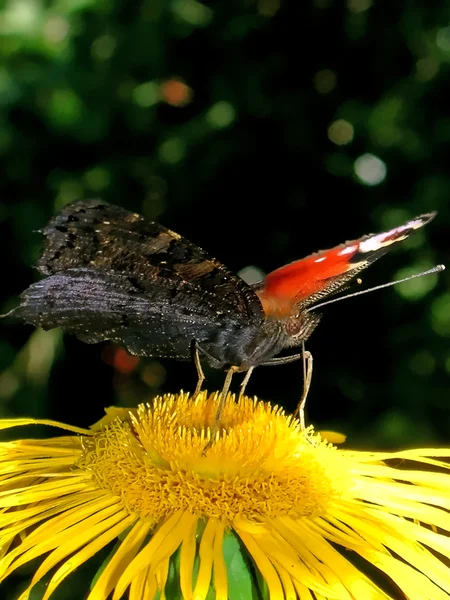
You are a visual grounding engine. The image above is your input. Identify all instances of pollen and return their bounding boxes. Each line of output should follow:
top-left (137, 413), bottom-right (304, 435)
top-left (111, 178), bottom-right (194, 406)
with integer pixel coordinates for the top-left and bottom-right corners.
top-left (79, 392), bottom-right (352, 526)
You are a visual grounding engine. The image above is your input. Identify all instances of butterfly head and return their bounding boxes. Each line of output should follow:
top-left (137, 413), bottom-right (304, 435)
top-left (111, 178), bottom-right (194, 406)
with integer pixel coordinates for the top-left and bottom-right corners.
top-left (281, 310), bottom-right (322, 348)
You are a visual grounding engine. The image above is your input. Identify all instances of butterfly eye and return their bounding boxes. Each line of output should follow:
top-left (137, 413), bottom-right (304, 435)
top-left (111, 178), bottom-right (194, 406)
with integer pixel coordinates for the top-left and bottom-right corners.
top-left (285, 317), bottom-right (302, 337)
top-left (284, 313), bottom-right (321, 343)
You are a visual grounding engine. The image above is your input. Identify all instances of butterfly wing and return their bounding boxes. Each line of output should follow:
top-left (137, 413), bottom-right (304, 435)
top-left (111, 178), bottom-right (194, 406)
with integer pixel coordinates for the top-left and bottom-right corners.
top-left (37, 200), bottom-right (263, 319)
top-left (14, 267), bottom-right (236, 358)
top-left (255, 213), bottom-right (436, 317)
top-left (11, 200), bottom-right (264, 360)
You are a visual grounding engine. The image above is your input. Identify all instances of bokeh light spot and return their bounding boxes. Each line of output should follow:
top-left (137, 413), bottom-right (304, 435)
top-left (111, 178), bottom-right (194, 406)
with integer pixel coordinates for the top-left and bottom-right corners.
top-left (347, 0), bottom-right (372, 13)
top-left (84, 167), bottom-right (110, 192)
top-left (0, 0), bottom-right (40, 35)
top-left (141, 362), bottom-right (166, 387)
top-left (436, 27), bottom-right (450, 52)
top-left (409, 350), bottom-right (436, 376)
top-left (415, 57), bottom-right (439, 82)
top-left (431, 293), bottom-right (450, 337)
top-left (206, 101), bottom-right (236, 128)
top-left (53, 178), bottom-right (84, 209)
top-left (0, 371), bottom-right (19, 400)
top-left (258, 0), bottom-right (281, 17)
top-left (314, 69), bottom-right (337, 94)
top-left (394, 265), bottom-right (440, 301)
top-left (172, 0), bottom-right (213, 27)
top-left (102, 346), bottom-right (140, 375)
top-left (328, 119), bottom-right (354, 145)
top-left (133, 82), bottom-right (160, 107)
top-left (44, 16), bottom-right (69, 44)
top-left (160, 78), bottom-right (193, 107)
top-left (48, 89), bottom-right (83, 127)
top-left (354, 153), bottom-right (387, 186)
top-left (91, 35), bottom-right (116, 60)
top-left (158, 137), bottom-right (186, 164)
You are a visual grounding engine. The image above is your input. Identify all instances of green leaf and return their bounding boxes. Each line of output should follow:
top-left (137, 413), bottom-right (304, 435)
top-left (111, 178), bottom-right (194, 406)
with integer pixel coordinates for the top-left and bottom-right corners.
top-left (223, 531), bottom-right (264, 600)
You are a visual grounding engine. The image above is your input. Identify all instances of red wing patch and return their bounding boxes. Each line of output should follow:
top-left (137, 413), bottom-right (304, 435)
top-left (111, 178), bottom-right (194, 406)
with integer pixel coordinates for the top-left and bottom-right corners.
top-left (256, 213), bottom-right (436, 317)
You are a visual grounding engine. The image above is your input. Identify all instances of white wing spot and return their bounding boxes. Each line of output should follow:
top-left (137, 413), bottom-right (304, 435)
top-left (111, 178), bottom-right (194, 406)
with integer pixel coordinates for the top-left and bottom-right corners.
top-left (338, 245), bottom-right (357, 256)
top-left (359, 232), bottom-right (407, 252)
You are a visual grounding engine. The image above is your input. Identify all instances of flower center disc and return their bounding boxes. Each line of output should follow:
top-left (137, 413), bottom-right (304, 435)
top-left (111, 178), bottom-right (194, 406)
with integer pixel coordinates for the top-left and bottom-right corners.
top-left (80, 392), bottom-right (350, 525)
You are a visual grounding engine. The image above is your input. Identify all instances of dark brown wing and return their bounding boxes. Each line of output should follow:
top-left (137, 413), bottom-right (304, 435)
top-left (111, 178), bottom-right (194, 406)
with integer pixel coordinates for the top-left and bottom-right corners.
top-left (9, 201), bottom-right (264, 362)
top-left (13, 267), bottom-right (241, 359)
top-left (37, 200), bottom-right (263, 321)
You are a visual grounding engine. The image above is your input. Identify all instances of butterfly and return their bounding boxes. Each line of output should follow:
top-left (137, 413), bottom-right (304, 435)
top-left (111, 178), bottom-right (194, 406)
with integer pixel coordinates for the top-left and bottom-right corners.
top-left (4, 201), bottom-right (439, 416)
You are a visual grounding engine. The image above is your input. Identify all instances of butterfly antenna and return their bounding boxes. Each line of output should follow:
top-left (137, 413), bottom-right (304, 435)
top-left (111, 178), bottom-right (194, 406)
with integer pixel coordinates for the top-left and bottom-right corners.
top-left (307, 264), bottom-right (445, 312)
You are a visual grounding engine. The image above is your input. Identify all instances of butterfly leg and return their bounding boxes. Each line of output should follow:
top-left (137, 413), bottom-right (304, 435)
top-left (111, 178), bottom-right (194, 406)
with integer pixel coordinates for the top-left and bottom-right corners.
top-left (260, 353), bottom-right (303, 367)
top-left (239, 366), bottom-right (255, 399)
top-left (216, 366), bottom-right (237, 422)
top-left (191, 340), bottom-right (205, 400)
top-left (203, 366), bottom-right (238, 454)
top-left (295, 344), bottom-right (313, 430)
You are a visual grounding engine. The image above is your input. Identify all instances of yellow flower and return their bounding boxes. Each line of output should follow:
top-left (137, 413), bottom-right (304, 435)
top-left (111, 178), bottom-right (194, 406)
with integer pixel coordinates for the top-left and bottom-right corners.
top-left (1, 392), bottom-right (450, 600)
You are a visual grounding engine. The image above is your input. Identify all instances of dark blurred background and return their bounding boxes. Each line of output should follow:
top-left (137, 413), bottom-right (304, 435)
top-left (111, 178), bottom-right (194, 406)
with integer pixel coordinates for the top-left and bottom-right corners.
top-left (1, 0), bottom-right (449, 454)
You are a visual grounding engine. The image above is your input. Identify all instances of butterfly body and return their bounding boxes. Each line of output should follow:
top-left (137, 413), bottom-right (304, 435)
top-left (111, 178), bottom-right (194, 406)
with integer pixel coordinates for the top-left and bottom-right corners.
top-left (7, 201), bottom-right (436, 377)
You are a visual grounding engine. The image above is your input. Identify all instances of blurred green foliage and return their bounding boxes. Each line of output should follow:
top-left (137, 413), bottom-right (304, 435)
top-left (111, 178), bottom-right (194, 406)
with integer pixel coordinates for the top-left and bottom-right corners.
top-left (1, 0), bottom-right (449, 439)
top-left (0, 1), bottom-right (449, 597)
